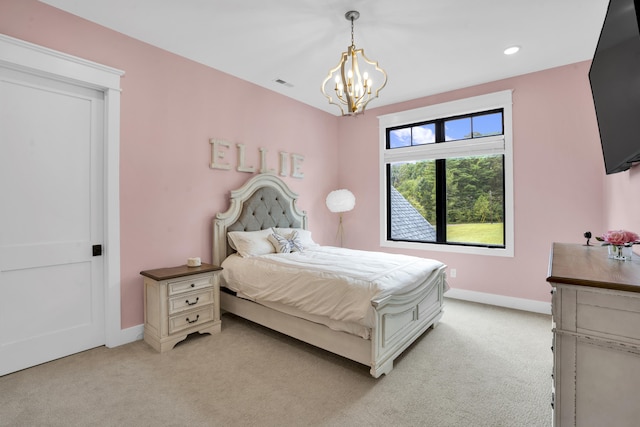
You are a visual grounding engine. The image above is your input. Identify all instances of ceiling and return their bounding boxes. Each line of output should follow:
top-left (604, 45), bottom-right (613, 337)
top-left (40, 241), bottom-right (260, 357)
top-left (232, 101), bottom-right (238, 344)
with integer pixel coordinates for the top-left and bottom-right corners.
top-left (40, 0), bottom-right (610, 116)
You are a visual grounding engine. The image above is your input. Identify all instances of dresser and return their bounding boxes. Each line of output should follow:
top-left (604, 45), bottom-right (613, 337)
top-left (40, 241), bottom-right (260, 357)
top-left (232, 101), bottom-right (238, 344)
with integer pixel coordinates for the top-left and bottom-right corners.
top-left (547, 243), bottom-right (640, 427)
top-left (141, 263), bottom-right (222, 352)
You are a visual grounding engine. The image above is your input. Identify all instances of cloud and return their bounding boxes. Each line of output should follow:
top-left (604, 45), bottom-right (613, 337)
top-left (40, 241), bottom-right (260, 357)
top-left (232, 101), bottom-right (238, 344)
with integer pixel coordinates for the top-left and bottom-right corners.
top-left (390, 125), bottom-right (435, 147)
top-left (390, 128), bottom-right (411, 147)
top-left (412, 125), bottom-right (435, 145)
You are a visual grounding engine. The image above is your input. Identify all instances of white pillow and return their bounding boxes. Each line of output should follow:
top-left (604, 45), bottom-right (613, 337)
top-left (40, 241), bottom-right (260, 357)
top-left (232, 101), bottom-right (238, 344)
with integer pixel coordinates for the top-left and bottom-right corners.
top-left (274, 228), bottom-right (319, 248)
top-left (228, 228), bottom-right (275, 257)
top-left (268, 230), bottom-right (304, 253)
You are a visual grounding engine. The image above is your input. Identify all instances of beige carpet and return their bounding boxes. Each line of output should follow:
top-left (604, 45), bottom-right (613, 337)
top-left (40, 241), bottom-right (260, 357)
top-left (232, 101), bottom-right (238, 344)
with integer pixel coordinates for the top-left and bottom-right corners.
top-left (0, 298), bottom-right (552, 427)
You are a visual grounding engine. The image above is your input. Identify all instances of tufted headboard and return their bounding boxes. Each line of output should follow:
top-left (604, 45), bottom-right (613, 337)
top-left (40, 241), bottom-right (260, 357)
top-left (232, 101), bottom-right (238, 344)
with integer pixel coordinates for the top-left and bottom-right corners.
top-left (213, 173), bottom-right (307, 266)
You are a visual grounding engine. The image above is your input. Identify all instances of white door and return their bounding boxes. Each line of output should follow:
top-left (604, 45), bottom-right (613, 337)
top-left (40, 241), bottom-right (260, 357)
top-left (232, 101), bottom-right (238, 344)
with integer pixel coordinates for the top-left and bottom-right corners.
top-left (0, 67), bottom-right (105, 376)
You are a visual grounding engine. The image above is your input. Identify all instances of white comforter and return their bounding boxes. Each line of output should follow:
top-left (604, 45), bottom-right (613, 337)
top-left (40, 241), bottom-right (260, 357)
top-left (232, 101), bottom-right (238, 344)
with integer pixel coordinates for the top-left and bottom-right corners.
top-left (221, 246), bottom-right (445, 328)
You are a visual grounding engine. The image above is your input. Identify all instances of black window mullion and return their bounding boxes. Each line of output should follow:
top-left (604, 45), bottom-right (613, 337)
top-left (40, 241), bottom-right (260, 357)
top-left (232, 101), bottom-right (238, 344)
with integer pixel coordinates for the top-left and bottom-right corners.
top-left (385, 163), bottom-right (392, 240)
top-left (435, 120), bottom-right (446, 243)
top-left (435, 159), bottom-right (447, 242)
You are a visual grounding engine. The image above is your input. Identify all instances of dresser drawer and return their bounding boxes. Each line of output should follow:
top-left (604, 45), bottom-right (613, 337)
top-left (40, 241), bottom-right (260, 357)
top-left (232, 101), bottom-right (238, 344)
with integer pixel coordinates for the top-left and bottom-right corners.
top-left (168, 306), bottom-right (214, 334)
top-left (168, 289), bottom-right (214, 315)
top-left (168, 275), bottom-right (212, 296)
top-left (577, 289), bottom-right (640, 344)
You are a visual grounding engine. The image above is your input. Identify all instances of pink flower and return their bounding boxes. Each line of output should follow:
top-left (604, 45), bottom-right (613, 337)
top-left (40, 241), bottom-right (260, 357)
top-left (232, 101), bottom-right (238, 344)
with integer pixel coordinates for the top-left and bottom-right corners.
top-left (601, 230), bottom-right (640, 246)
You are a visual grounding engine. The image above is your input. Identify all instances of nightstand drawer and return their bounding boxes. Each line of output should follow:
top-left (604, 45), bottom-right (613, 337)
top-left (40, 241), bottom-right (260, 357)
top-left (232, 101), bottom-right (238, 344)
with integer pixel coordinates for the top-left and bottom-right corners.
top-left (168, 289), bottom-right (214, 315)
top-left (169, 306), bottom-right (214, 334)
top-left (168, 276), bottom-right (212, 296)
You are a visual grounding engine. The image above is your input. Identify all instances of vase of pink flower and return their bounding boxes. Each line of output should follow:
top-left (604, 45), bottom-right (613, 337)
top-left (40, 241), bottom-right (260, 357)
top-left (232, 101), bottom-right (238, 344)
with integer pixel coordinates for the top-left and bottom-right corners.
top-left (597, 230), bottom-right (640, 261)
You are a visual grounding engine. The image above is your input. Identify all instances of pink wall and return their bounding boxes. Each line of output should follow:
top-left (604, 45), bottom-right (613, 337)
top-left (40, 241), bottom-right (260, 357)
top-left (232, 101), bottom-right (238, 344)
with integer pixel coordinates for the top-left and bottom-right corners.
top-left (603, 169), bottom-right (640, 234)
top-left (337, 62), bottom-right (606, 303)
top-left (2, 1), bottom-right (635, 330)
top-left (0, 0), bottom-right (340, 328)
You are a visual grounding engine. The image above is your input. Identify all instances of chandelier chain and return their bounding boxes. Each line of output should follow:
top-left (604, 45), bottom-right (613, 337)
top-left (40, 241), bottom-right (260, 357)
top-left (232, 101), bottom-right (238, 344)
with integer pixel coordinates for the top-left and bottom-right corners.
top-left (351, 16), bottom-right (355, 47)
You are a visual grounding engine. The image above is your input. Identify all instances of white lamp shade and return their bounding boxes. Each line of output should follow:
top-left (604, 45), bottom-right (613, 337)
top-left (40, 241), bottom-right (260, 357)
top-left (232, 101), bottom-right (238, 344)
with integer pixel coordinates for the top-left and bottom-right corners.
top-left (326, 189), bottom-right (356, 213)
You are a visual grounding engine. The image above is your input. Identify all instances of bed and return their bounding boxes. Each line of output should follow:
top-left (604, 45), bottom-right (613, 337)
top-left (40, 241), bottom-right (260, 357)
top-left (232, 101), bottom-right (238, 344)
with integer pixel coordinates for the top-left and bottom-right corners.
top-left (213, 173), bottom-right (448, 377)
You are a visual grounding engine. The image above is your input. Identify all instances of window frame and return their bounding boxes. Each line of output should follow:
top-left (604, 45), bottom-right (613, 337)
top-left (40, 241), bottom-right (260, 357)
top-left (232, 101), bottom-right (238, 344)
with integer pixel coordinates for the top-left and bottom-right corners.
top-left (378, 90), bottom-right (514, 257)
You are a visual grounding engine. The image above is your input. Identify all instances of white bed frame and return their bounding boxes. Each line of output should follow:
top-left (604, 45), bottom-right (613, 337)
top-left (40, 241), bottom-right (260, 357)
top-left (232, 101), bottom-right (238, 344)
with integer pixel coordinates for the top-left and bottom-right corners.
top-left (213, 173), bottom-right (447, 378)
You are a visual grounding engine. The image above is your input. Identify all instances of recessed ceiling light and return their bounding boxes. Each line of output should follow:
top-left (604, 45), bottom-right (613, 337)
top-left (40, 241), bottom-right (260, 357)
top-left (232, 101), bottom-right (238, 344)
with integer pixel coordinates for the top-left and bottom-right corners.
top-left (504, 46), bottom-right (520, 55)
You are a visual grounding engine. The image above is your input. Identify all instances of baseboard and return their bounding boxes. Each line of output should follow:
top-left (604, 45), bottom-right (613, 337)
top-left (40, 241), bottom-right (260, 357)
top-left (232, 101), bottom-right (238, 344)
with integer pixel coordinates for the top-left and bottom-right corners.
top-left (445, 288), bottom-right (551, 315)
top-left (107, 292), bottom-right (549, 349)
top-left (106, 324), bottom-right (144, 348)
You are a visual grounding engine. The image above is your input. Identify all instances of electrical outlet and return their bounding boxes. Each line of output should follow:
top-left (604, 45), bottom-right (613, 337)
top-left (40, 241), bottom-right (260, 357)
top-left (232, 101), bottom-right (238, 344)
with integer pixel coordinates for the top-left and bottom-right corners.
top-left (450, 268), bottom-right (457, 278)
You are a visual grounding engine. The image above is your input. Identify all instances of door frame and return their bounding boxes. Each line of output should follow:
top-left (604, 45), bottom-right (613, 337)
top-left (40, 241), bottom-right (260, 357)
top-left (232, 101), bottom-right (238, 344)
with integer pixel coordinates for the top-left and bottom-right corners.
top-left (0, 33), bottom-right (125, 347)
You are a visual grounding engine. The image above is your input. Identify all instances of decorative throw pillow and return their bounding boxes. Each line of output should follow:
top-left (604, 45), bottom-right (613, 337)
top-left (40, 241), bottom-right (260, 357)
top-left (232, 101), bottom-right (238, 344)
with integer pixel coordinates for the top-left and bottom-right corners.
top-left (268, 230), bottom-right (304, 253)
top-left (273, 228), bottom-right (319, 248)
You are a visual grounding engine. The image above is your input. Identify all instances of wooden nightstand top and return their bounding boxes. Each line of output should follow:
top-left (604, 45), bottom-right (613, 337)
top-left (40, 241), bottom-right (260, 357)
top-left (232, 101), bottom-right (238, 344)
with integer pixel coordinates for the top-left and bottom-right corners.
top-left (140, 263), bottom-right (222, 281)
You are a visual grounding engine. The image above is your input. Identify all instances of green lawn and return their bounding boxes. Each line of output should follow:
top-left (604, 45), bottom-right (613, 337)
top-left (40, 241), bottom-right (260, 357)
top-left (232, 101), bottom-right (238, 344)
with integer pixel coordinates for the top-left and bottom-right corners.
top-left (447, 222), bottom-right (504, 245)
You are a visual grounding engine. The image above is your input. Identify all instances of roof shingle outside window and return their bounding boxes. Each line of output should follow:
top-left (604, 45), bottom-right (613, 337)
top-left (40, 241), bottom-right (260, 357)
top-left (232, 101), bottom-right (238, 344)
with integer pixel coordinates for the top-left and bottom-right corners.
top-left (390, 187), bottom-right (436, 241)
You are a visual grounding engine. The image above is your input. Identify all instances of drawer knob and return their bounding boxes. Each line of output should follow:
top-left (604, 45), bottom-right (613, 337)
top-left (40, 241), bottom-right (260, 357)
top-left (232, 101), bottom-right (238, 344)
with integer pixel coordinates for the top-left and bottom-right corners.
top-left (186, 314), bottom-right (200, 324)
top-left (190, 283), bottom-right (195, 288)
top-left (185, 297), bottom-right (199, 306)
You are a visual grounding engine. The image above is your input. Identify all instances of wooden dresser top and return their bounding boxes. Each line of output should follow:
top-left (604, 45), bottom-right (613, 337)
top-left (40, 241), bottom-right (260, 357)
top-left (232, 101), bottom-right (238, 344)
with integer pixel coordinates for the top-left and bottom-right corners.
top-left (547, 242), bottom-right (640, 293)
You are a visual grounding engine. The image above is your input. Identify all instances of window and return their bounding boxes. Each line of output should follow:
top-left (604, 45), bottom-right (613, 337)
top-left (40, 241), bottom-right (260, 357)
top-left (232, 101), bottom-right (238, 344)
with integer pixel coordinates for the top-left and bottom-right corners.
top-left (379, 91), bottom-right (513, 257)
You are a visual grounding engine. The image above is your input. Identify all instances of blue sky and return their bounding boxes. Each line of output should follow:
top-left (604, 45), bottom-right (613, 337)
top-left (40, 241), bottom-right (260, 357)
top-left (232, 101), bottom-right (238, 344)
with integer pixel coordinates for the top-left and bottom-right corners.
top-left (389, 111), bottom-right (502, 148)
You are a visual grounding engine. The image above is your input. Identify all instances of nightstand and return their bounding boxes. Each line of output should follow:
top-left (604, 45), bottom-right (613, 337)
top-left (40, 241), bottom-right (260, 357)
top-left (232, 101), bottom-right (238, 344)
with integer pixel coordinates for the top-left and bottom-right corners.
top-left (141, 263), bottom-right (222, 352)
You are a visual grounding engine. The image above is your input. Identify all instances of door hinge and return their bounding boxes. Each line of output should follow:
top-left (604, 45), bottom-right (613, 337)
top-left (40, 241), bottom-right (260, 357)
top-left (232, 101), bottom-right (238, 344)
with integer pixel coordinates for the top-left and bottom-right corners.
top-left (92, 244), bottom-right (103, 256)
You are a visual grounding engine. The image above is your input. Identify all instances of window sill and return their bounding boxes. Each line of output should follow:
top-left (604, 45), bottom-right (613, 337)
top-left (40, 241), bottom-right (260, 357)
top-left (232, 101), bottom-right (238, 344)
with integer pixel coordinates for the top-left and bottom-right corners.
top-left (381, 239), bottom-right (514, 257)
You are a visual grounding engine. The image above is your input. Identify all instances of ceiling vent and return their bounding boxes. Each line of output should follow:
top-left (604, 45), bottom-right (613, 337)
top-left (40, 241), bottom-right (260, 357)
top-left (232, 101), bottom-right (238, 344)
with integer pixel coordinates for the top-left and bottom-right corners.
top-left (274, 78), bottom-right (294, 88)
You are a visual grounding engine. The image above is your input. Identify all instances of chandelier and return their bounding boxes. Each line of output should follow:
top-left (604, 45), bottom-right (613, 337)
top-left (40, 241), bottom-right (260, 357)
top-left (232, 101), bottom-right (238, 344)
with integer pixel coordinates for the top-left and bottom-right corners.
top-left (321, 11), bottom-right (387, 116)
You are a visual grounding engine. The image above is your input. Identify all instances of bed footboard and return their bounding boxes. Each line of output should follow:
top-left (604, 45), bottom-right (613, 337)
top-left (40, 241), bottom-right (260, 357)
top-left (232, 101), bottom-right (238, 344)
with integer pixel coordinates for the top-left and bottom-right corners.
top-left (369, 265), bottom-right (447, 378)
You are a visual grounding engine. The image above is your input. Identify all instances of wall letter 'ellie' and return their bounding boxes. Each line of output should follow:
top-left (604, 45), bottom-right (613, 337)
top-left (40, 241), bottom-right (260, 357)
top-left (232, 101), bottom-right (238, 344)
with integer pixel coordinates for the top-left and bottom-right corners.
top-left (210, 139), bottom-right (304, 179)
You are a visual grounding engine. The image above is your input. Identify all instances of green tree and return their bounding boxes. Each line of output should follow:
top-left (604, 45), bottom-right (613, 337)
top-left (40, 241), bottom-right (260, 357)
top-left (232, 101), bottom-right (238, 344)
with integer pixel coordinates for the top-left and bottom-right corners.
top-left (473, 194), bottom-right (491, 222)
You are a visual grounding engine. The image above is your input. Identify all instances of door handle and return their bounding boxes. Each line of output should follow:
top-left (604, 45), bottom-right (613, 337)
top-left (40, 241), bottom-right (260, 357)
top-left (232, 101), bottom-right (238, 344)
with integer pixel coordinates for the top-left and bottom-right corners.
top-left (92, 244), bottom-right (103, 256)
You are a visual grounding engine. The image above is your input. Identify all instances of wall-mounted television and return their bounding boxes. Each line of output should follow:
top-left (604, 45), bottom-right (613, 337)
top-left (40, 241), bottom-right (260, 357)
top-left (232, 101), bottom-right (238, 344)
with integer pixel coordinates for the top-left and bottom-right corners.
top-left (589, 0), bottom-right (640, 174)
